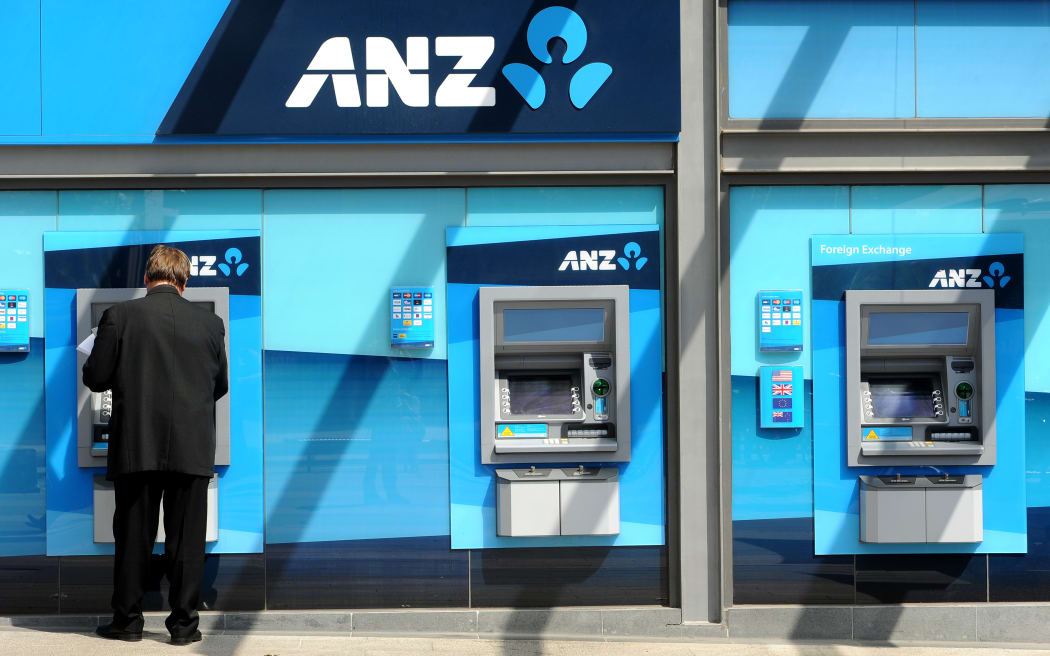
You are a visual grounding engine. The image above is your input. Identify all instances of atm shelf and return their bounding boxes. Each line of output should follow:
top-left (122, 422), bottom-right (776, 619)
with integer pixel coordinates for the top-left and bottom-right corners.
top-left (861, 441), bottom-right (984, 456)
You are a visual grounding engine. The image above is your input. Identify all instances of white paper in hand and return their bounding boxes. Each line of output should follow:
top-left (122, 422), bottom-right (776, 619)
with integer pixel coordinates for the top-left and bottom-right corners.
top-left (77, 329), bottom-right (97, 356)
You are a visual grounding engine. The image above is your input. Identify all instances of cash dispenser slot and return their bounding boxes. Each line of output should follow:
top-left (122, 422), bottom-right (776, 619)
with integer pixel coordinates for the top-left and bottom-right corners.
top-left (93, 475), bottom-right (219, 543)
top-left (495, 467), bottom-right (620, 537)
top-left (859, 474), bottom-right (983, 543)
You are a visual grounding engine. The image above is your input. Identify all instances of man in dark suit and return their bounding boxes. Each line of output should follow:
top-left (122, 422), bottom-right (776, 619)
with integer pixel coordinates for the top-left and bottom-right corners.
top-left (84, 244), bottom-right (228, 646)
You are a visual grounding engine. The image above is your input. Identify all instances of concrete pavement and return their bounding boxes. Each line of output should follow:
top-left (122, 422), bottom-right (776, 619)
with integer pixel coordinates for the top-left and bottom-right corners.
top-left (2, 630), bottom-right (1050, 656)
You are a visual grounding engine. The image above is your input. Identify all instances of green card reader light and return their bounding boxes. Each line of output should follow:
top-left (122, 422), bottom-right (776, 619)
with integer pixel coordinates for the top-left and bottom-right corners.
top-left (956, 381), bottom-right (973, 420)
top-left (593, 378), bottom-right (610, 419)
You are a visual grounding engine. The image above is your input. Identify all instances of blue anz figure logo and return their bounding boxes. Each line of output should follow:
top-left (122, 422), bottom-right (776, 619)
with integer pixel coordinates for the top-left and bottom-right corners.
top-left (502, 6), bottom-right (613, 110)
top-left (618, 242), bottom-right (647, 271)
top-left (218, 248), bottom-right (250, 277)
top-left (983, 261), bottom-right (1011, 288)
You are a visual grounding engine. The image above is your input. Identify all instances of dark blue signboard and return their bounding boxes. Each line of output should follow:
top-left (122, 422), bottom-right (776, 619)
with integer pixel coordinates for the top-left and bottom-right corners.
top-left (159, 0), bottom-right (680, 140)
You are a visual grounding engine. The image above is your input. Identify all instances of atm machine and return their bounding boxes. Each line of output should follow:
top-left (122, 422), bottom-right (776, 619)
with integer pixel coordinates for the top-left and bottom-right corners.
top-left (76, 287), bottom-right (229, 543)
top-left (478, 285), bottom-right (630, 537)
top-left (845, 289), bottom-right (994, 543)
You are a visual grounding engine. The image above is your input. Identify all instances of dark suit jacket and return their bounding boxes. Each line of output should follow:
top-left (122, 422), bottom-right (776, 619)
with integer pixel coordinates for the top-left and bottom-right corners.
top-left (83, 284), bottom-right (229, 479)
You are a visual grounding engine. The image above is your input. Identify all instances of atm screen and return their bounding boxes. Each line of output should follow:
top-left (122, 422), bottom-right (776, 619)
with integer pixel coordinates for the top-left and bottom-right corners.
top-left (868, 312), bottom-right (969, 345)
top-left (868, 378), bottom-right (937, 418)
top-left (92, 301), bottom-right (216, 326)
top-left (503, 308), bottom-right (604, 343)
top-left (507, 375), bottom-right (573, 415)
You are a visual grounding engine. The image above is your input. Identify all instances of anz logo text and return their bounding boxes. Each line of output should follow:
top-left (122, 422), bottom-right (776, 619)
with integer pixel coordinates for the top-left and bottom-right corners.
top-left (928, 262), bottom-right (1010, 289)
top-left (286, 7), bottom-right (610, 110)
top-left (559, 242), bottom-right (648, 272)
top-left (190, 248), bottom-right (250, 278)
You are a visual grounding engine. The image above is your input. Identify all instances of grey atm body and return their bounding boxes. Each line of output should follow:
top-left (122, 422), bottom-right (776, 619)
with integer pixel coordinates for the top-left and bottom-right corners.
top-left (76, 287), bottom-right (231, 468)
top-left (76, 287), bottom-right (229, 544)
top-left (479, 285), bottom-right (630, 465)
top-left (846, 289), bottom-right (996, 467)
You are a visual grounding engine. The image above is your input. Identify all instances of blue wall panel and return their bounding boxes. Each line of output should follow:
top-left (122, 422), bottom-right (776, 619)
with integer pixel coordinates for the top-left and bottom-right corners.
top-left (0, 192), bottom-right (57, 338)
top-left (728, 186), bottom-right (849, 376)
top-left (0, 340), bottom-right (46, 556)
top-left (262, 189), bottom-right (465, 359)
top-left (263, 351), bottom-right (450, 545)
top-left (42, 228), bottom-right (263, 555)
top-left (728, 0), bottom-right (915, 119)
top-left (0, 0), bottom-right (41, 135)
top-left (917, 1), bottom-right (1050, 118)
top-left (984, 185), bottom-right (1050, 511)
top-left (467, 187), bottom-right (663, 227)
top-left (40, 0), bottom-right (230, 137)
top-left (851, 185), bottom-right (984, 234)
top-left (984, 185), bottom-right (1050, 393)
top-left (56, 189), bottom-right (261, 232)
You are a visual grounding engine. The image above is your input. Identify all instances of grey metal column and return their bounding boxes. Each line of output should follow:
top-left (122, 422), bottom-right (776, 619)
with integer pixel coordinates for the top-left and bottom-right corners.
top-left (676, 0), bottom-right (722, 623)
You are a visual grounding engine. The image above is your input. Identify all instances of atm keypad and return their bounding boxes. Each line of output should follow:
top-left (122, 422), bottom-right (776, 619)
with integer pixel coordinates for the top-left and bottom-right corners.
top-left (99, 390), bottom-right (113, 423)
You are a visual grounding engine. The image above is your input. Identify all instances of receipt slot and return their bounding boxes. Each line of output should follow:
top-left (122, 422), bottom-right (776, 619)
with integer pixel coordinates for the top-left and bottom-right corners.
top-left (846, 289), bottom-right (996, 467)
top-left (76, 287), bottom-right (229, 544)
top-left (478, 285), bottom-right (631, 465)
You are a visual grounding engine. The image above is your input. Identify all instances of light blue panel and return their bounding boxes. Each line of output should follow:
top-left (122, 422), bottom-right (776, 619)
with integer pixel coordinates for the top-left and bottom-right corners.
top-left (57, 190), bottom-right (261, 232)
top-left (0, 339), bottom-right (46, 556)
top-left (852, 185), bottom-right (983, 234)
top-left (213, 294), bottom-right (264, 553)
top-left (447, 224), bottom-right (653, 247)
top-left (810, 234), bottom-right (1028, 554)
top-left (728, 0), bottom-right (915, 119)
top-left (42, 287), bottom-right (99, 555)
top-left (731, 375), bottom-right (813, 521)
top-left (0, 192), bottom-right (57, 338)
top-left (1027, 391), bottom-right (1050, 508)
top-left (263, 189), bottom-right (465, 358)
top-left (729, 186), bottom-right (849, 376)
top-left (0, 1), bottom-right (41, 135)
top-left (263, 351), bottom-right (450, 544)
top-left (985, 185), bottom-right (1050, 393)
top-left (44, 233), bottom-right (264, 555)
top-left (41, 0), bottom-right (230, 136)
top-left (467, 187), bottom-right (663, 226)
top-left (45, 228), bottom-right (258, 251)
top-left (448, 284), bottom-right (665, 548)
top-left (917, 1), bottom-right (1050, 118)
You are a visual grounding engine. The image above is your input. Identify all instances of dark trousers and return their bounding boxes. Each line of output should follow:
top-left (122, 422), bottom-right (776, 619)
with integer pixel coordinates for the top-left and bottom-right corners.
top-left (111, 472), bottom-right (209, 637)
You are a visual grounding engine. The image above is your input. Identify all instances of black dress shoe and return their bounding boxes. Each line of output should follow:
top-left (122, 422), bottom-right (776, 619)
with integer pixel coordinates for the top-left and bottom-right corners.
top-left (170, 630), bottom-right (203, 646)
top-left (95, 623), bottom-right (142, 642)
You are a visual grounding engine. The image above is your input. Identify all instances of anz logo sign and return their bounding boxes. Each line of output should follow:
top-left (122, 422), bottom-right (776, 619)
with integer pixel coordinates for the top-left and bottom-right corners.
top-left (559, 242), bottom-right (648, 272)
top-left (286, 7), bottom-right (610, 110)
top-left (190, 248), bottom-right (250, 278)
top-left (928, 262), bottom-right (1011, 289)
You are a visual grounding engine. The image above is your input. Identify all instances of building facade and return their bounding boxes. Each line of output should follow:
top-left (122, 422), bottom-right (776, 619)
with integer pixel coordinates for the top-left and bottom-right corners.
top-left (0, 0), bottom-right (1049, 642)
